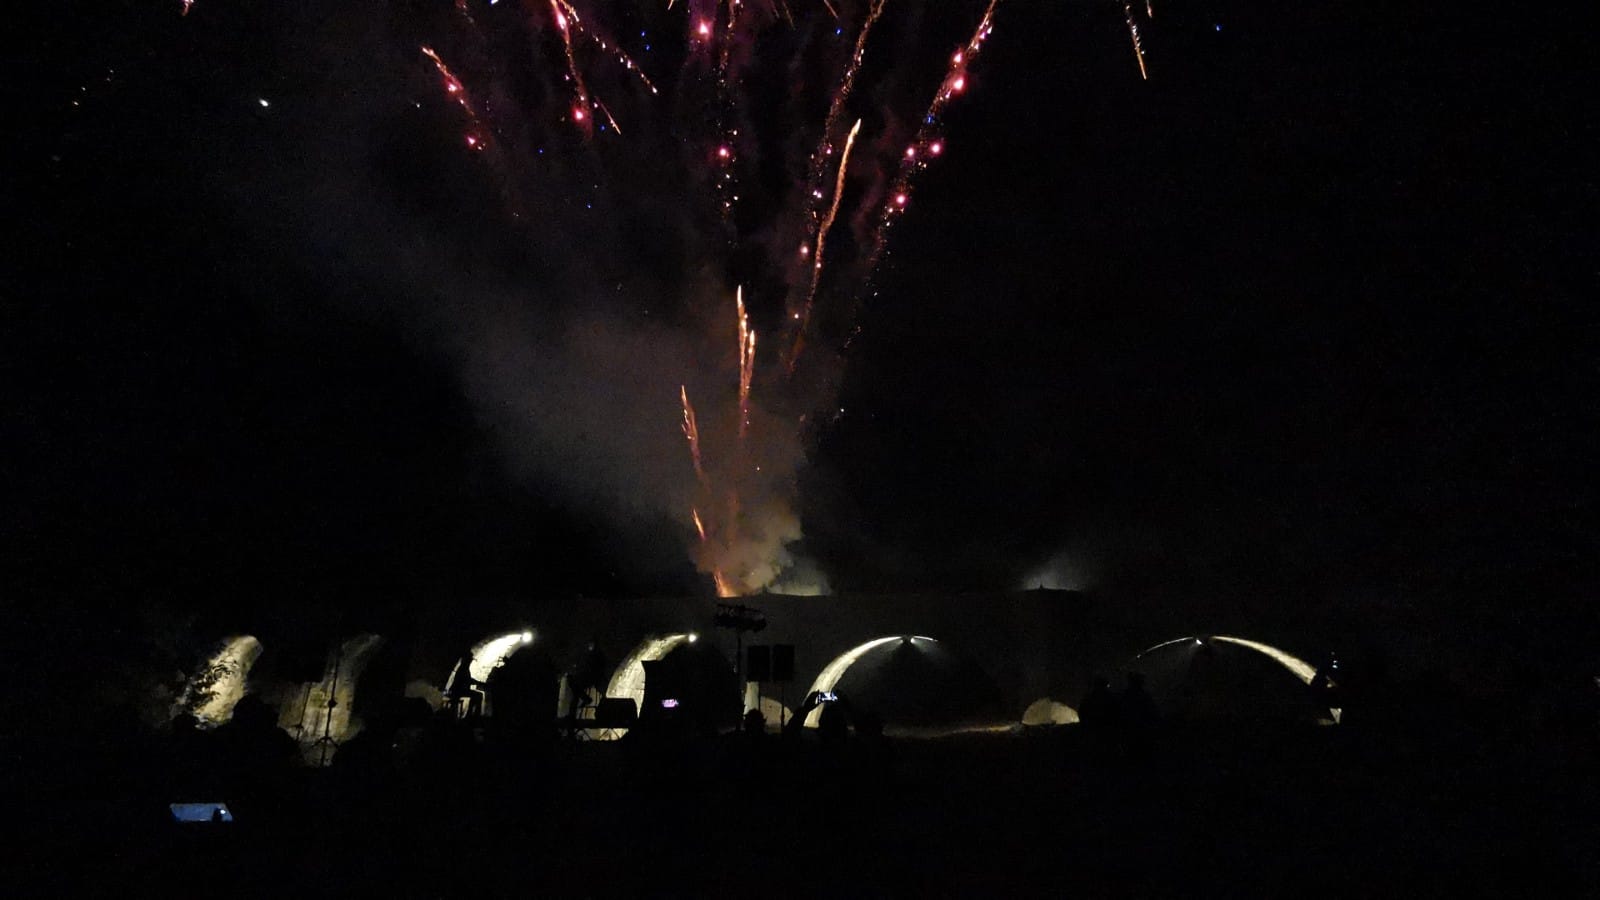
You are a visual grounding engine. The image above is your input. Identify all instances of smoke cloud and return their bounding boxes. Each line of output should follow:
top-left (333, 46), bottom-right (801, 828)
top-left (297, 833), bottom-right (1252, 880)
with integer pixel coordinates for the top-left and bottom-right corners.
top-left (199, 4), bottom-right (836, 596)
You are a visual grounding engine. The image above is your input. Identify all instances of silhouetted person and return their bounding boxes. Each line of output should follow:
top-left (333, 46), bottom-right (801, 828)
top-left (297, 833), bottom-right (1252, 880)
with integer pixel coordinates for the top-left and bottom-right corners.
top-left (1309, 652), bottom-right (1343, 720)
top-left (493, 652), bottom-right (559, 746)
top-left (784, 691), bottom-right (823, 739)
top-left (851, 710), bottom-right (893, 779)
top-left (573, 642), bottom-right (610, 717)
top-left (332, 713), bottom-right (400, 781)
top-left (1080, 676), bottom-right (1118, 727)
top-left (1338, 646), bottom-right (1398, 734)
top-left (444, 650), bottom-right (484, 718)
top-left (210, 695), bottom-right (298, 813)
top-left (743, 708), bottom-right (766, 734)
top-left (1121, 672), bottom-right (1160, 731)
top-left (818, 700), bottom-right (849, 745)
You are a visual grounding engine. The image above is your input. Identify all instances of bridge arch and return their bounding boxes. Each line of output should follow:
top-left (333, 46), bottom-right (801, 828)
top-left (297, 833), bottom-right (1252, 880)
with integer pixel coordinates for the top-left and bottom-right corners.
top-left (1131, 634), bottom-right (1333, 722)
top-left (182, 635), bottom-right (263, 726)
top-left (1133, 634), bottom-right (1318, 685)
top-left (606, 632), bottom-right (695, 709)
top-left (804, 635), bottom-right (992, 728)
top-left (444, 629), bottom-right (536, 694)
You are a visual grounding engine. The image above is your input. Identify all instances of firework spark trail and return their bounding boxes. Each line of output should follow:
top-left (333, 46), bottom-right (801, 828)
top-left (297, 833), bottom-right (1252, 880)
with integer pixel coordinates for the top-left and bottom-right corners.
top-left (1122, 0), bottom-right (1148, 80)
top-left (796, 0), bottom-right (886, 271)
top-left (552, 0), bottom-right (660, 96)
top-left (548, 0), bottom-right (597, 128)
top-left (712, 0), bottom-right (747, 219)
top-left (180, 0), bottom-right (195, 15)
top-left (692, 506), bottom-right (735, 598)
top-left (1146, 0), bottom-right (1154, 18)
top-left (680, 385), bottom-right (709, 488)
top-left (421, 46), bottom-right (491, 150)
top-left (788, 117), bottom-right (861, 369)
top-left (736, 287), bottom-right (756, 439)
top-left (862, 0), bottom-right (997, 275)
top-left (414, 1), bottom-right (1013, 595)
top-left (595, 99), bottom-right (624, 134)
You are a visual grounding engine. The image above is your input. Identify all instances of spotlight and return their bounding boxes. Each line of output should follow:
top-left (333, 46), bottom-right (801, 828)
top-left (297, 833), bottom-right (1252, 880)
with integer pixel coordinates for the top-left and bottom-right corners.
top-left (687, 632), bottom-right (699, 643)
top-left (520, 631), bottom-right (533, 644)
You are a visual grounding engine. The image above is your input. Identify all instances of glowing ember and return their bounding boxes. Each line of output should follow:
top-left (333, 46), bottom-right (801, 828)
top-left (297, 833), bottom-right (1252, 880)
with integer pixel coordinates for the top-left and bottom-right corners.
top-left (1122, 0), bottom-right (1149, 80)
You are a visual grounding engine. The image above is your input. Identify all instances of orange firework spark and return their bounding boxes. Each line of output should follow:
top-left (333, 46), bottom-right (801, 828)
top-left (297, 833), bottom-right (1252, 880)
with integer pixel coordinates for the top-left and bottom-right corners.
top-left (736, 287), bottom-right (756, 439)
top-left (789, 117), bottom-right (861, 368)
top-left (680, 385), bottom-right (708, 488)
top-left (1122, 0), bottom-right (1149, 80)
top-left (692, 508), bottom-right (708, 542)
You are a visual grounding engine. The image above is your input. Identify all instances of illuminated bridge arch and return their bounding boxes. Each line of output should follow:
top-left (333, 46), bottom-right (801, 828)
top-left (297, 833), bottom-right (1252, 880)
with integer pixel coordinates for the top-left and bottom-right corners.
top-left (444, 629), bottom-right (535, 694)
top-left (1133, 633), bottom-right (1334, 722)
top-left (606, 632), bottom-right (696, 710)
top-left (1134, 634), bottom-right (1317, 685)
top-left (803, 635), bottom-right (940, 727)
top-left (184, 635), bottom-right (264, 726)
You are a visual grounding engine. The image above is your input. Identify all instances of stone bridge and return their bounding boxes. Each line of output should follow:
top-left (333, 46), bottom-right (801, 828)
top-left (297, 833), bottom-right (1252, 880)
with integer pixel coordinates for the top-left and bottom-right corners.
top-left (424, 589), bottom-right (1337, 720)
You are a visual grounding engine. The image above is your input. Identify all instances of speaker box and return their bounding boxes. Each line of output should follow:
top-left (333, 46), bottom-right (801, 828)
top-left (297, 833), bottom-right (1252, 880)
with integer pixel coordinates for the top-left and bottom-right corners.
top-left (772, 644), bottom-right (795, 682)
top-left (746, 645), bottom-right (772, 682)
top-left (593, 698), bottom-right (638, 729)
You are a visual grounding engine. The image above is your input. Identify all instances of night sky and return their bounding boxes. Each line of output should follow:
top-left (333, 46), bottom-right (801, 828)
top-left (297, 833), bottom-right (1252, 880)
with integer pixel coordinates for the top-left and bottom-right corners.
top-left (8, 1), bottom-right (1595, 661)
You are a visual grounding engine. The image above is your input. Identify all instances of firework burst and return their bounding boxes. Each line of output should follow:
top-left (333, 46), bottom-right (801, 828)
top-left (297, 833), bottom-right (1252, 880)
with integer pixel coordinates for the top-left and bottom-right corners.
top-left (175, 0), bottom-right (1162, 596)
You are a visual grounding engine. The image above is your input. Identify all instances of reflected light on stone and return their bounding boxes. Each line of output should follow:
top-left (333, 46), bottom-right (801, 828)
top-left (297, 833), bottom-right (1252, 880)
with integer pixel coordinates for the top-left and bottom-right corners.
top-left (1212, 635), bottom-right (1317, 684)
top-left (466, 631), bottom-right (534, 683)
top-left (605, 633), bottom-right (692, 721)
top-left (186, 635), bottom-right (263, 726)
top-left (1022, 698), bottom-right (1080, 726)
top-left (803, 635), bottom-right (938, 727)
top-left (1135, 633), bottom-right (1337, 723)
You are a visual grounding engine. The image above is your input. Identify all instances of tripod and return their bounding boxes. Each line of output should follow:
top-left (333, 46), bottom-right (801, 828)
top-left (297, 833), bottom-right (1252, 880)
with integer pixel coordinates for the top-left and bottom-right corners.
top-left (304, 640), bottom-right (344, 767)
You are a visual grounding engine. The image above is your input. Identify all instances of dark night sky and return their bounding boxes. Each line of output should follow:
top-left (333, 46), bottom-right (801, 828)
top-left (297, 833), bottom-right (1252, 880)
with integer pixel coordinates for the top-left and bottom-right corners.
top-left (7, 1), bottom-right (1595, 657)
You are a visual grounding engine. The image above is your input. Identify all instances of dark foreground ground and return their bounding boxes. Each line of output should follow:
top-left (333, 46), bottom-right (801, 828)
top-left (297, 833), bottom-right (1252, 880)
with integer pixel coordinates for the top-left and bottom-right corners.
top-left (20, 722), bottom-right (1599, 897)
